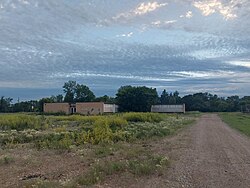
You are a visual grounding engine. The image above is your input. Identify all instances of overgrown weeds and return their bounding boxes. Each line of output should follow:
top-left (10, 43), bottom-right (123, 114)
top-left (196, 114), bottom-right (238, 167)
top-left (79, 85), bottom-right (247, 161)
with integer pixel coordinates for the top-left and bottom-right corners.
top-left (0, 114), bottom-right (43, 131)
top-left (0, 113), bottom-right (192, 149)
top-left (122, 112), bottom-right (164, 123)
top-left (75, 154), bottom-right (168, 186)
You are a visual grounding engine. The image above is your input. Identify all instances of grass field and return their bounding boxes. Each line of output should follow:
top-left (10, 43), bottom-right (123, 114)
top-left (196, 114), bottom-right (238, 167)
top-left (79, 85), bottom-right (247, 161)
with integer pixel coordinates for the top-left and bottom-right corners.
top-left (0, 112), bottom-right (195, 187)
top-left (219, 113), bottom-right (250, 137)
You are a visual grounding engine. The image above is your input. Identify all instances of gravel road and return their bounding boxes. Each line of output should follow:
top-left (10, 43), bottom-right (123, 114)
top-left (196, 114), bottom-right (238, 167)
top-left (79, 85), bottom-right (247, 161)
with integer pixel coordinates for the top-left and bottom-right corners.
top-left (162, 114), bottom-right (250, 188)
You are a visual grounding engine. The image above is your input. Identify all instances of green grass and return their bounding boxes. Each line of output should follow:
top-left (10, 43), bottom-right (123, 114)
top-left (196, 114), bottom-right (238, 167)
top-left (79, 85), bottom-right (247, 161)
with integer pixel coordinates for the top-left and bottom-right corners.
top-left (219, 113), bottom-right (250, 137)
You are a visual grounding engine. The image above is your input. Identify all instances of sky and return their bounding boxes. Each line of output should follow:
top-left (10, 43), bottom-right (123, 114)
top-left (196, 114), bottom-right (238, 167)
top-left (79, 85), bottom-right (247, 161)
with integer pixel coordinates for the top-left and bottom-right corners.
top-left (0, 0), bottom-right (250, 101)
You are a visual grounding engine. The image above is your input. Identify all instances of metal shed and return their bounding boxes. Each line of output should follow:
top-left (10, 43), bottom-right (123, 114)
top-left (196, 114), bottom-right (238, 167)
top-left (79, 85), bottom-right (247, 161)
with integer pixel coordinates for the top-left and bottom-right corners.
top-left (151, 104), bottom-right (185, 113)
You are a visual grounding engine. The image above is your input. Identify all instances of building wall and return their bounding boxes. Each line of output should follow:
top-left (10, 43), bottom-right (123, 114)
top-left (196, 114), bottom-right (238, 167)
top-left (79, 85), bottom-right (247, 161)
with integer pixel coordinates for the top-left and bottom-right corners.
top-left (104, 104), bottom-right (119, 113)
top-left (151, 104), bottom-right (185, 113)
top-left (44, 103), bottom-right (70, 114)
top-left (76, 102), bottom-right (104, 115)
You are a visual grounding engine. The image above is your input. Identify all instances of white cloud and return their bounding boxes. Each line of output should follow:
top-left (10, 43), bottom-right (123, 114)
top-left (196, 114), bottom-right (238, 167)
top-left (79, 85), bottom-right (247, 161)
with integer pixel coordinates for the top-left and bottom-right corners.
top-left (193, 0), bottom-right (237, 20)
top-left (113, 1), bottom-right (168, 20)
top-left (116, 32), bottom-right (134, 38)
top-left (134, 2), bottom-right (168, 15)
top-left (164, 20), bottom-right (177, 24)
top-left (170, 70), bottom-right (235, 78)
top-left (151, 20), bottom-right (177, 28)
top-left (227, 60), bottom-right (250, 68)
top-left (151, 20), bottom-right (161, 26)
top-left (18, 0), bottom-right (30, 5)
top-left (50, 71), bottom-right (180, 82)
top-left (186, 11), bottom-right (193, 18)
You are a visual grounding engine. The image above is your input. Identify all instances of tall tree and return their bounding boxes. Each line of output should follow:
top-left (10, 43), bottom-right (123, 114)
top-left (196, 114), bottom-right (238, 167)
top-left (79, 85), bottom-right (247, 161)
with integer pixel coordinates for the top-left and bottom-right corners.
top-left (75, 84), bottom-right (95, 102)
top-left (116, 85), bottom-right (158, 112)
top-left (160, 89), bottom-right (169, 105)
top-left (63, 80), bottom-right (77, 102)
top-left (95, 95), bottom-right (116, 103)
top-left (226, 96), bottom-right (240, 112)
top-left (63, 81), bottom-right (95, 102)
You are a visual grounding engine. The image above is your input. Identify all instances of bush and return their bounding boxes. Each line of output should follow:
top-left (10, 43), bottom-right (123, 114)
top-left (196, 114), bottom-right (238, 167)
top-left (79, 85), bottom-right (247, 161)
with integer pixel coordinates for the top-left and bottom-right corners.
top-left (92, 119), bottom-right (114, 144)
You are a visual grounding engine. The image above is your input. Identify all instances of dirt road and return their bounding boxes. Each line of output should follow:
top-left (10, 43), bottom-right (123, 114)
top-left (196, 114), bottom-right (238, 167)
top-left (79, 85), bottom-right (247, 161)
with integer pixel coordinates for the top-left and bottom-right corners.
top-left (144, 114), bottom-right (250, 188)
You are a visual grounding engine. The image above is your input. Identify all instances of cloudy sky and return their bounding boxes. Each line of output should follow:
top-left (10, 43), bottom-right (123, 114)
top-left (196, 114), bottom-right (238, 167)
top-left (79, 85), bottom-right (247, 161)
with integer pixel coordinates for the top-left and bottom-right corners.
top-left (0, 0), bottom-right (250, 100)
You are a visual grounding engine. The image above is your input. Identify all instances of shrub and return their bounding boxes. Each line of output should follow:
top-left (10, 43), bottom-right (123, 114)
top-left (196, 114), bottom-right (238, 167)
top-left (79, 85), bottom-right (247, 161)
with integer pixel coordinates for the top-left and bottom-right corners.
top-left (92, 119), bottom-right (113, 144)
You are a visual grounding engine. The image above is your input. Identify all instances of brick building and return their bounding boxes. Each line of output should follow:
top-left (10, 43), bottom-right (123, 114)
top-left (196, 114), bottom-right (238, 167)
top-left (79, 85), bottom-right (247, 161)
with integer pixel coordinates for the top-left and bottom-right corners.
top-left (44, 102), bottom-right (118, 115)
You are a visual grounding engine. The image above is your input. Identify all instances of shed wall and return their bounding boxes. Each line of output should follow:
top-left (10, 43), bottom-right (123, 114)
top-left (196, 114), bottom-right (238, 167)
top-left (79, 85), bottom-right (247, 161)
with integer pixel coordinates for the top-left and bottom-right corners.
top-left (104, 104), bottom-right (119, 113)
top-left (43, 103), bottom-right (70, 114)
top-left (76, 102), bottom-right (104, 115)
top-left (151, 104), bottom-right (185, 113)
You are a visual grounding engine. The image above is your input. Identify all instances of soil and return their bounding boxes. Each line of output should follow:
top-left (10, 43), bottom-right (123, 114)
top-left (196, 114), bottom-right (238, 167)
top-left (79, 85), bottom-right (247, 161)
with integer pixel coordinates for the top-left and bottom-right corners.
top-left (1, 114), bottom-right (250, 188)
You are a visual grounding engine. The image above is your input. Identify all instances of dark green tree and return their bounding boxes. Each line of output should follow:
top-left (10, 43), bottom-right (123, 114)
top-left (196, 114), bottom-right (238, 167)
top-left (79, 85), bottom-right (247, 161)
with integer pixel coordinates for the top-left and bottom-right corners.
top-left (56, 94), bottom-right (64, 102)
top-left (160, 89), bottom-right (169, 104)
top-left (75, 84), bottom-right (95, 102)
top-left (116, 85), bottom-right (158, 112)
top-left (63, 81), bottom-right (95, 102)
top-left (95, 95), bottom-right (116, 103)
top-left (226, 96), bottom-right (240, 112)
top-left (63, 80), bottom-right (77, 102)
top-left (0, 96), bottom-right (13, 112)
top-left (13, 100), bottom-right (39, 112)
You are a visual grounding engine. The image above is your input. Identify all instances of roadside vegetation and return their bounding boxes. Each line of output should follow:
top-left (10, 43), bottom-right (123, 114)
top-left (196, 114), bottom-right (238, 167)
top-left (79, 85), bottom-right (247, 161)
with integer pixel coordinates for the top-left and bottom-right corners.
top-left (219, 113), bottom-right (250, 137)
top-left (0, 112), bottom-right (194, 187)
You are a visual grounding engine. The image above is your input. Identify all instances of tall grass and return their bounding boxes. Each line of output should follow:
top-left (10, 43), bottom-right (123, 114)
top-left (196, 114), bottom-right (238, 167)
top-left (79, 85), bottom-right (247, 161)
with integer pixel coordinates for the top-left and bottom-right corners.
top-left (122, 112), bottom-right (164, 123)
top-left (0, 114), bottom-right (42, 131)
top-left (0, 113), bottom-right (192, 149)
top-left (50, 115), bottom-right (102, 124)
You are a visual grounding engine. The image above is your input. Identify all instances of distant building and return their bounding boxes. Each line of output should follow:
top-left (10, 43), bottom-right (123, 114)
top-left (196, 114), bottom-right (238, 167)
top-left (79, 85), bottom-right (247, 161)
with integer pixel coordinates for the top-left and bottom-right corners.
top-left (151, 104), bottom-right (185, 113)
top-left (43, 102), bottom-right (118, 115)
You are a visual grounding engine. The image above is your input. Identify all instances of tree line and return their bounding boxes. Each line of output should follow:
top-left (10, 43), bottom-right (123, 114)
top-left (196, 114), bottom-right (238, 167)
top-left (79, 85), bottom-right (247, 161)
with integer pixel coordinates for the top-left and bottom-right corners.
top-left (0, 81), bottom-right (250, 113)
